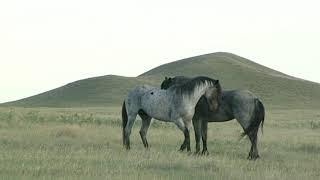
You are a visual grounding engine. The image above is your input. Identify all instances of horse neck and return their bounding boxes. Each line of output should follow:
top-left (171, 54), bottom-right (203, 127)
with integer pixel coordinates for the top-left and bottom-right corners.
top-left (183, 81), bottom-right (212, 106)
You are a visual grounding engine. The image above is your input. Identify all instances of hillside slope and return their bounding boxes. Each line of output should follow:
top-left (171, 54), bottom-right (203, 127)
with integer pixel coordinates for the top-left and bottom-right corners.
top-left (2, 52), bottom-right (320, 108)
top-left (2, 75), bottom-right (157, 107)
top-left (141, 52), bottom-right (320, 108)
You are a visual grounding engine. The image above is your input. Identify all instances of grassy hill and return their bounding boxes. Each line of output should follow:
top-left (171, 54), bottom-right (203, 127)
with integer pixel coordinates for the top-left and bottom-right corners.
top-left (2, 76), bottom-right (157, 107)
top-left (2, 52), bottom-right (320, 108)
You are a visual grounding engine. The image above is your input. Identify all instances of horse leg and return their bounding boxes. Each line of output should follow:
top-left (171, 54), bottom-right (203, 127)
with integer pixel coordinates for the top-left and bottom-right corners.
top-left (179, 129), bottom-right (191, 152)
top-left (138, 111), bottom-right (152, 149)
top-left (124, 113), bottom-right (137, 150)
top-left (238, 122), bottom-right (260, 160)
top-left (247, 129), bottom-right (260, 160)
top-left (201, 118), bottom-right (209, 155)
top-left (175, 118), bottom-right (191, 152)
top-left (192, 117), bottom-right (202, 154)
top-left (183, 128), bottom-right (191, 152)
top-left (236, 115), bottom-right (261, 160)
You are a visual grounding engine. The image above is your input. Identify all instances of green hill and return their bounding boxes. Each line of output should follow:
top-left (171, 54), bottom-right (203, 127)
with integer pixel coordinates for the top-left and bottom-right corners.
top-left (2, 52), bottom-right (320, 108)
top-left (2, 75), bottom-right (158, 107)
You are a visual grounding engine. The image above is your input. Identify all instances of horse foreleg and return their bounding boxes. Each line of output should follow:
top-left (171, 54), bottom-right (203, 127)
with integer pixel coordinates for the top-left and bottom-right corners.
top-left (178, 129), bottom-right (191, 152)
top-left (184, 128), bottom-right (191, 152)
top-left (192, 117), bottom-right (202, 154)
top-left (138, 111), bottom-right (152, 149)
top-left (175, 118), bottom-right (191, 152)
top-left (201, 119), bottom-right (209, 155)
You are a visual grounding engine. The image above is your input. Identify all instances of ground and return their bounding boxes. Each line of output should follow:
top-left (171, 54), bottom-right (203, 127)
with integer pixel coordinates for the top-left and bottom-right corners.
top-left (0, 106), bottom-right (319, 179)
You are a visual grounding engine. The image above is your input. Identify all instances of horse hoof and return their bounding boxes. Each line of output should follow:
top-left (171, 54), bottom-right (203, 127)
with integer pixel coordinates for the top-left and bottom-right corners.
top-left (247, 154), bottom-right (260, 160)
top-left (179, 146), bottom-right (186, 152)
top-left (253, 155), bottom-right (260, 160)
top-left (201, 150), bottom-right (209, 156)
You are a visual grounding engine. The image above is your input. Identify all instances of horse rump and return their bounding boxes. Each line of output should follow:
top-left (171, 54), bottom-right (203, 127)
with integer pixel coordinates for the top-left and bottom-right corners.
top-left (240, 99), bottom-right (265, 138)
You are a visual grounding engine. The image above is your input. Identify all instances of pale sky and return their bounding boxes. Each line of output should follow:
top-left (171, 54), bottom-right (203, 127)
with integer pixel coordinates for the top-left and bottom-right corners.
top-left (1, 0), bottom-right (320, 103)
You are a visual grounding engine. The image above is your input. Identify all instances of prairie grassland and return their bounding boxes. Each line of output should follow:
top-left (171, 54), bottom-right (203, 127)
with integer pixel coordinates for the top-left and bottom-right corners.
top-left (0, 107), bottom-right (319, 179)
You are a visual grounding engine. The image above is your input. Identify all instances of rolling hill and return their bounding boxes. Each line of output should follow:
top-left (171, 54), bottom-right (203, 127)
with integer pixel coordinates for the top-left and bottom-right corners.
top-left (2, 52), bottom-right (320, 108)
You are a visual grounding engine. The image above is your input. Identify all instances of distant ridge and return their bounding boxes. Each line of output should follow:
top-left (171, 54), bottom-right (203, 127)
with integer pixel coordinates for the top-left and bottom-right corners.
top-left (141, 52), bottom-right (296, 80)
top-left (2, 52), bottom-right (320, 108)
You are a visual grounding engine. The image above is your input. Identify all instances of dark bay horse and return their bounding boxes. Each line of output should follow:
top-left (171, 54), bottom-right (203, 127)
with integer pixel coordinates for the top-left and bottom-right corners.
top-left (161, 76), bottom-right (265, 160)
top-left (122, 76), bottom-right (222, 151)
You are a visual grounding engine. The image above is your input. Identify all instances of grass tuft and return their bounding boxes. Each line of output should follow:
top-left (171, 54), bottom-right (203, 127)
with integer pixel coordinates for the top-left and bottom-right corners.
top-left (54, 125), bottom-right (82, 138)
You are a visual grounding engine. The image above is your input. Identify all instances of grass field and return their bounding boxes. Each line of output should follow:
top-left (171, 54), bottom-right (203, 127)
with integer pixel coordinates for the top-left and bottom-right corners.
top-left (0, 106), bottom-right (319, 179)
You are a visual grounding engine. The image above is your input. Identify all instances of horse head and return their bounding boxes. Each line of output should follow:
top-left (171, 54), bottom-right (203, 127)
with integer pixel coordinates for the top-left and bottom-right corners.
top-left (204, 80), bottom-right (221, 111)
top-left (160, 77), bottom-right (173, 89)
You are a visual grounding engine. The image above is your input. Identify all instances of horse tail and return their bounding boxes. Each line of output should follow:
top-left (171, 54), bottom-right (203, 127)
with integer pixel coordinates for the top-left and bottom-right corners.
top-left (257, 99), bottom-right (265, 134)
top-left (122, 101), bottom-right (128, 145)
top-left (240, 98), bottom-right (265, 138)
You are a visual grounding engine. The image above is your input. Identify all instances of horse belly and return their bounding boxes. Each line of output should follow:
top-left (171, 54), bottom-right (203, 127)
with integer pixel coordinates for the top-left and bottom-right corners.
top-left (147, 108), bottom-right (172, 122)
top-left (207, 113), bottom-right (234, 122)
top-left (204, 107), bottom-right (234, 122)
top-left (141, 100), bottom-right (172, 122)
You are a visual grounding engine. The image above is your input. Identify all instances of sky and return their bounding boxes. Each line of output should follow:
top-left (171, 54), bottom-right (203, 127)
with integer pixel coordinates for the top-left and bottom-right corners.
top-left (0, 0), bottom-right (320, 103)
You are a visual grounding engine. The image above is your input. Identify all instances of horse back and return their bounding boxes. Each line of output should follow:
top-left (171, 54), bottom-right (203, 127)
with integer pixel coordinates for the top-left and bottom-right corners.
top-left (126, 85), bottom-right (155, 110)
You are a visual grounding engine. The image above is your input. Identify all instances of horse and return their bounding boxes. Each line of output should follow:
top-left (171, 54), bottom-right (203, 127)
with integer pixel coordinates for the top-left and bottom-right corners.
top-left (161, 76), bottom-right (265, 160)
top-left (122, 76), bottom-right (222, 152)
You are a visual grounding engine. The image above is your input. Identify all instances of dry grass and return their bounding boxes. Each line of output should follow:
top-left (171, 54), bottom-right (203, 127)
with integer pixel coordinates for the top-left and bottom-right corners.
top-left (0, 106), bottom-right (319, 179)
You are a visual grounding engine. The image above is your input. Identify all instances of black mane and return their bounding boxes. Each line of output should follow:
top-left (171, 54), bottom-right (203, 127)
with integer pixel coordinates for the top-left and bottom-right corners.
top-left (169, 76), bottom-right (221, 97)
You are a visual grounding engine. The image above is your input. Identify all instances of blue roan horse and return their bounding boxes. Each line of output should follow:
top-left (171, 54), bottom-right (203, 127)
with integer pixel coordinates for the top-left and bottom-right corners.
top-left (161, 76), bottom-right (265, 160)
top-left (122, 76), bottom-right (222, 151)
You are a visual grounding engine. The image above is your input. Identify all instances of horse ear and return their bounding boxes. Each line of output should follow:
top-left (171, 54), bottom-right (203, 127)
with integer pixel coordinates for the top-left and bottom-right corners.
top-left (168, 77), bottom-right (172, 81)
top-left (165, 77), bottom-right (168, 80)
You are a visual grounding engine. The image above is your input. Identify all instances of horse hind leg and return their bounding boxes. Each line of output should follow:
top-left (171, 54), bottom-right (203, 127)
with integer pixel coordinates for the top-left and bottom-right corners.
top-left (238, 119), bottom-right (260, 160)
top-left (124, 112), bottom-right (138, 150)
top-left (236, 115), bottom-right (260, 160)
top-left (248, 99), bottom-right (265, 160)
top-left (138, 110), bottom-right (152, 148)
top-left (247, 129), bottom-right (260, 160)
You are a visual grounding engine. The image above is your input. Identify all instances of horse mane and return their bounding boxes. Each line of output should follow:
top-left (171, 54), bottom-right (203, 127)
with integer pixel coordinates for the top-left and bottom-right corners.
top-left (169, 76), bottom-right (221, 98)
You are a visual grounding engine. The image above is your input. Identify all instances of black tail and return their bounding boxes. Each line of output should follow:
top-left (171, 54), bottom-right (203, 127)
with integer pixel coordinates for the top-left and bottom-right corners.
top-left (122, 101), bottom-right (128, 145)
top-left (257, 100), bottom-right (265, 134)
top-left (241, 99), bottom-right (265, 138)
